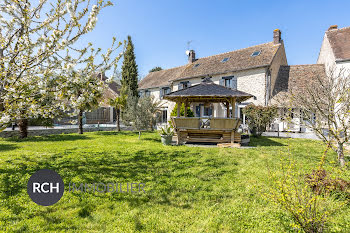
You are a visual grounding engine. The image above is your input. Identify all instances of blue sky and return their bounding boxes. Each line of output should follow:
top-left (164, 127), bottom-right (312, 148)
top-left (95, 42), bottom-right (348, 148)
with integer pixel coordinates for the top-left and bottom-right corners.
top-left (86, 0), bottom-right (350, 78)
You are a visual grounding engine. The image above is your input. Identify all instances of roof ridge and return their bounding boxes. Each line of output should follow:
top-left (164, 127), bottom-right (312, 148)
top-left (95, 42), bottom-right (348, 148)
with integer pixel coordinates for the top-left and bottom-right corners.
top-left (194, 41), bottom-right (276, 61)
top-left (148, 64), bottom-right (187, 74)
top-left (326, 25), bottom-right (350, 33)
top-left (286, 64), bottom-right (325, 67)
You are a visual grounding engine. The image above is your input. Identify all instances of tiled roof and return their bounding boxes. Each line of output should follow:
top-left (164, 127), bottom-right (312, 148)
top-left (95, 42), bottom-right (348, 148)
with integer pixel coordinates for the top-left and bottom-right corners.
top-left (164, 78), bottom-right (253, 102)
top-left (326, 26), bottom-right (350, 61)
top-left (100, 73), bottom-right (121, 95)
top-left (139, 42), bottom-right (281, 90)
top-left (138, 65), bottom-right (187, 89)
top-left (180, 42), bottom-right (280, 79)
top-left (99, 73), bottom-right (121, 107)
top-left (270, 64), bottom-right (326, 105)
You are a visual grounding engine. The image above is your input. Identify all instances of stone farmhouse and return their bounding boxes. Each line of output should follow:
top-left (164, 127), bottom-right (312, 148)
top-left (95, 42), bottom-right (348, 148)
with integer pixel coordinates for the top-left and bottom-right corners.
top-left (317, 25), bottom-right (350, 73)
top-left (138, 25), bottom-right (350, 131)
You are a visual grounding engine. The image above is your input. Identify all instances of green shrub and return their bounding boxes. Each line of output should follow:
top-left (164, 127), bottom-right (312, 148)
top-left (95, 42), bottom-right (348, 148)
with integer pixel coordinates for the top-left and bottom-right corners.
top-left (170, 103), bottom-right (194, 117)
top-left (243, 104), bottom-right (277, 137)
top-left (267, 145), bottom-right (349, 232)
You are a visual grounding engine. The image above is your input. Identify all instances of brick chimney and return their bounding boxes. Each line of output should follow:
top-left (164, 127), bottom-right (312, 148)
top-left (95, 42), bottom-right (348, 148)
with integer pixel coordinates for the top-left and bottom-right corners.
top-left (328, 25), bottom-right (338, 31)
top-left (273, 29), bottom-right (281, 44)
top-left (188, 50), bottom-right (196, 63)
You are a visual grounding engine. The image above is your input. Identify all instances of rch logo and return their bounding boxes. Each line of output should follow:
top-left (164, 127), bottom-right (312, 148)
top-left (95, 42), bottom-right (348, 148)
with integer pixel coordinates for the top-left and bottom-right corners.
top-left (27, 169), bottom-right (64, 206)
top-left (33, 182), bottom-right (60, 193)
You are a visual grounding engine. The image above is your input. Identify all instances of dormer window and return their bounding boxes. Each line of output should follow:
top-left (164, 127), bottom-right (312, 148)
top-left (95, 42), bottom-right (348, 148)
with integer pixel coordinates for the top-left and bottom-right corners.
top-left (178, 81), bottom-right (190, 90)
top-left (251, 51), bottom-right (261, 57)
top-left (221, 57), bottom-right (229, 63)
top-left (160, 87), bottom-right (171, 98)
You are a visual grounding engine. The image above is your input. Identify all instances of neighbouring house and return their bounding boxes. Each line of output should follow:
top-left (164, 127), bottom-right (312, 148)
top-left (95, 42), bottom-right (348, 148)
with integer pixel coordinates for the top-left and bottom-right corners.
top-left (270, 64), bottom-right (326, 132)
top-left (86, 73), bottom-right (121, 124)
top-left (269, 25), bottom-right (350, 132)
top-left (317, 25), bottom-right (350, 74)
top-left (139, 29), bottom-right (288, 127)
top-left (54, 73), bottom-right (120, 125)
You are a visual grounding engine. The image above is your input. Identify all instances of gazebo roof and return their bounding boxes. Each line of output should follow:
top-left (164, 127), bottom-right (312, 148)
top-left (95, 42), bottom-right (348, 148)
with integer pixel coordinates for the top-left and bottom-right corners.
top-left (164, 78), bottom-right (253, 103)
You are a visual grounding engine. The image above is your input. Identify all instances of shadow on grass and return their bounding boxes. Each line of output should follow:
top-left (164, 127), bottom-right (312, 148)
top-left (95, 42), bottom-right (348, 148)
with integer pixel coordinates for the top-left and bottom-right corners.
top-left (142, 137), bottom-right (161, 143)
top-left (5, 134), bottom-right (89, 142)
top-left (249, 136), bottom-right (285, 147)
top-left (1, 147), bottom-right (236, 212)
top-left (94, 130), bottom-right (157, 137)
top-left (94, 131), bottom-right (136, 136)
top-left (0, 144), bottom-right (18, 151)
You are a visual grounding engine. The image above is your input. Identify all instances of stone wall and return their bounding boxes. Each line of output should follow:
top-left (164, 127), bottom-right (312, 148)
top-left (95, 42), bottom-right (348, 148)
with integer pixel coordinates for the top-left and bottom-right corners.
top-left (0, 127), bottom-right (116, 138)
top-left (269, 41), bottom-right (288, 102)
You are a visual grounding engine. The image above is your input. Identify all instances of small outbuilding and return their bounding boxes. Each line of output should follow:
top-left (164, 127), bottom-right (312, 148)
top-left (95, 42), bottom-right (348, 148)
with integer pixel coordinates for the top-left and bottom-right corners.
top-left (164, 77), bottom-right (253, 145)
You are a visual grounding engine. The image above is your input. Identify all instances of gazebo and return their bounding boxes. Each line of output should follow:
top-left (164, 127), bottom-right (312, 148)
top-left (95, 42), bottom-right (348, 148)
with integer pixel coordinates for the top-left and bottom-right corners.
top-left (164, 78), bottom-right (253, 145)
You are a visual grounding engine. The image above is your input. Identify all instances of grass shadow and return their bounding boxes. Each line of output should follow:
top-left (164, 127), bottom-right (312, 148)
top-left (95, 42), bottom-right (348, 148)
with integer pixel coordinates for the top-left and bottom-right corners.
top-left (249, 136), bottom-right (285, 147)
top-left (5, 134), bottom-right (89, 142)
top-left (142, 137), bottom-right (161, 143)
top-left (94, 131), bottom-right (138, 136)
top-left (0, 144), bottom-right (18, 151)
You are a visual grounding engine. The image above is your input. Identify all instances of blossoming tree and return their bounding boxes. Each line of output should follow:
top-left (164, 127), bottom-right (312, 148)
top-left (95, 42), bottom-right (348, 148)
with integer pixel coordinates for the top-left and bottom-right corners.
top-left (58, 38), bottom-right (122, 134)
top-left (0, 0), bottom-right (117, 137)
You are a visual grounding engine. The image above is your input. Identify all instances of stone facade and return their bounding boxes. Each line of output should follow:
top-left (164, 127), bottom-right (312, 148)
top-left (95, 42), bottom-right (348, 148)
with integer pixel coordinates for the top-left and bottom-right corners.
top-left (269, 42), bottom-right (288, 100)
top-left (317, 34), bottom-right (337, 71)
top-left (144, 65), bottom-right (278, 126)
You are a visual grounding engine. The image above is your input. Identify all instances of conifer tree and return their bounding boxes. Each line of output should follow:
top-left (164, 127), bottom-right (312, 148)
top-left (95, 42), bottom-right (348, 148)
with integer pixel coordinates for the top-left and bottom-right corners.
top-left (121, 36), bottom-right (139, 97)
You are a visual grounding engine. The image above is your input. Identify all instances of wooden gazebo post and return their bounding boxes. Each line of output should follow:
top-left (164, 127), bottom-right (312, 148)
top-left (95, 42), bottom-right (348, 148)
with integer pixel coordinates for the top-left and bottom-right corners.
top-left (231, 97), bottom-right (236, 118)
top-left (177, 100), bottom-right (181, 117)
top-left (184, 100), bottom-right (188, 117)
top-left (230, 97), bottom-right (237, 143)
top-left (225, 101), bottom-right (230, 118)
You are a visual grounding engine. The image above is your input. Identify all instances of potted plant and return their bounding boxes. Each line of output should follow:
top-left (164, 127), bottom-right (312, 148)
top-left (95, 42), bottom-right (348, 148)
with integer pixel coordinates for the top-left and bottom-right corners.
top-left (237, 125), bottom-right (250, 146)
top-left (160, 125), bottom-right (174, 145)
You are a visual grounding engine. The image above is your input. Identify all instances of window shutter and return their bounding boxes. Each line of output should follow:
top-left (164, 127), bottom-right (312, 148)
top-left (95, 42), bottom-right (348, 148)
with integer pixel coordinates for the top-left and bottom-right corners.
top-left (195, 106), bottom-right (200, 117)
top-left (159, 88), bottom-right (163, 98)
top-left (231, 77), bottom-right (237, 90)
top-left (219, 78), bottom-right (224, 86)
top-left (178, 83), bottom-right (182, 90)
top-left (187, 81), bottom-right (191, 87)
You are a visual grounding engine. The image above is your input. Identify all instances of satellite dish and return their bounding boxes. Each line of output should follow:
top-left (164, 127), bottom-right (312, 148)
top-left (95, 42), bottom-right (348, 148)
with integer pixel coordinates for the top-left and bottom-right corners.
top-left (185, 50), bottom-right (190, 56)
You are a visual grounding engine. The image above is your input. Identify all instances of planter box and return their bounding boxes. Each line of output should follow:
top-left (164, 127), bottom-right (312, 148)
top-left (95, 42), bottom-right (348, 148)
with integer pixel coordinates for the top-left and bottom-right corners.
top-left (241, 135), bottom-right (250, 146)
top-left (161, 135), bottom-right (173, 145)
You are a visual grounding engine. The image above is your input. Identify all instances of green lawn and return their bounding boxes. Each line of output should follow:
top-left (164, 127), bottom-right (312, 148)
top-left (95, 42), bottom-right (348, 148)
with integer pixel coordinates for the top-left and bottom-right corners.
top-left (0, 131), bottom-right (349, 232)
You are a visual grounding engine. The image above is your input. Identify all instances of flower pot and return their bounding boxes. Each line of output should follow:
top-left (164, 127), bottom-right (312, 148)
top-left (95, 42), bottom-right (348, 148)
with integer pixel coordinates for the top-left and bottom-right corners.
top-left (161, 135), bottom-right (173, 145)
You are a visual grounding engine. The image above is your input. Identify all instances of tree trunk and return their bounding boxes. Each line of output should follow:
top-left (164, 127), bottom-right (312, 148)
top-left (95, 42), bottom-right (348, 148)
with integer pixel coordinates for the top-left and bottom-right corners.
top-left (138, 131), bottom-right (141, 140)
top-left (337, 142), bottom-right (346, 167)
top-left (78, 110), bottom-right (83, 134)
top-left (18, 118), bottom-right (28, 138)
top-left (116, 108), bottom-right (120, 131)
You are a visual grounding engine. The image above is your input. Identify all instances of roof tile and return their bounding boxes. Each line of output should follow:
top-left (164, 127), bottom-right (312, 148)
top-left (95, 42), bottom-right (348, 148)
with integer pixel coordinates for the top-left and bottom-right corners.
top-left (326, 26), bottom-right (350, 61)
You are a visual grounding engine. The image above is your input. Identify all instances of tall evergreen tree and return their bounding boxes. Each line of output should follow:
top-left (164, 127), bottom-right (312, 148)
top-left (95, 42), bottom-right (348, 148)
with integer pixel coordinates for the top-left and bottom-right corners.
top-left (121, 36), bottom-right (139, 97)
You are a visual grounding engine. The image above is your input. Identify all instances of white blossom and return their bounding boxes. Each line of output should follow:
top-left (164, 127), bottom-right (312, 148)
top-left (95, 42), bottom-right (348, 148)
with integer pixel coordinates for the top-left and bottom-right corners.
top-left (0, 115), bottom-right (11, 124)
